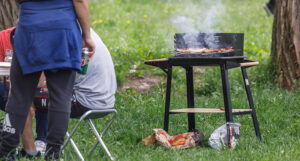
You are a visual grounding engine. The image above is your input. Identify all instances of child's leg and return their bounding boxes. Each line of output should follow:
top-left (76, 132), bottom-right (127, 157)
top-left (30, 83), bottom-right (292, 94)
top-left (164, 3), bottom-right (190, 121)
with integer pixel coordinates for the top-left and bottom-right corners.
top-left (21, 106), bottom-right (36, 153)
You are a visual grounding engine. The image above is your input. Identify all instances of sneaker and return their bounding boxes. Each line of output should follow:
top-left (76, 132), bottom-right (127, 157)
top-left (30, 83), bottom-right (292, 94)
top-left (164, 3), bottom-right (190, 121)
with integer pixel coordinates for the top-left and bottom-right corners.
top-left (18, 149), bottom-right (41, 158)
top-left (6, 155), bottom-right (15, 161)
top-left (44, 152), bottom-right (62, 161)
top-left (0, 151), bottom-right (15, 161)
top-left (35, 140), bottom-right (46, 154)
top-left (44, 144), bottom-right (62, 161)
top-left (1, 155), bottom-right (15, 161)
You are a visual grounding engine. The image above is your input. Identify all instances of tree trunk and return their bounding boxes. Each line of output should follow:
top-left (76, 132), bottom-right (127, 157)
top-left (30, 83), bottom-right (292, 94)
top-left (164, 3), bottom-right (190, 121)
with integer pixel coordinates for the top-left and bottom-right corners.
top-left (0, 0), bottom-right (19, 30)
top-left (271, 0), bottom-right (300, 90)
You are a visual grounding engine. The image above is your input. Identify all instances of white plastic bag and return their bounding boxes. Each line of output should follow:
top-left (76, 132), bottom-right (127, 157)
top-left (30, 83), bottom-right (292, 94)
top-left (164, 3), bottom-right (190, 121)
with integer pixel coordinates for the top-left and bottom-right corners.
top-left (208, 122), bottom-right (241, 150)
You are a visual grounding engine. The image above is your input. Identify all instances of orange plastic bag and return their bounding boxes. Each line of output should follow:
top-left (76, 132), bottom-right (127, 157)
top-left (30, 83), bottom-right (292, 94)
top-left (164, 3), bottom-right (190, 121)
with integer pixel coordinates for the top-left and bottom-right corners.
top-left (141, 128), bottom-right (204, 149)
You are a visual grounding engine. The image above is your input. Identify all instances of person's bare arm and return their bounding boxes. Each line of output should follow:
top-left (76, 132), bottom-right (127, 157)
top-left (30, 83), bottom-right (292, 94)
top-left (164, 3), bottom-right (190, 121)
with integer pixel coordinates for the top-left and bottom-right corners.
top-left (73, 0), bottom-right (95, 54)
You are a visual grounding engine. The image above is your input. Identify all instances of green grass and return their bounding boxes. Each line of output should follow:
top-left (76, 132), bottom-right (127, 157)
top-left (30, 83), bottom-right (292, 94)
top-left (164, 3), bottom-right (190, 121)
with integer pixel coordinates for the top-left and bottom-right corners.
top-left (57, 87), bottom-right (300, 161)
top-left (15, 0), bottom-right (300, 160)
top-left (21, 87), bottom-right (300, 161)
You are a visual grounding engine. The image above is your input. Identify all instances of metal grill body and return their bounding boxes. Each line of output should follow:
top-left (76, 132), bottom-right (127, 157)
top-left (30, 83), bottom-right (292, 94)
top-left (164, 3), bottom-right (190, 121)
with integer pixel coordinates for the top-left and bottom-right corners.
top-left (145, 33), bottom-right (261, 140)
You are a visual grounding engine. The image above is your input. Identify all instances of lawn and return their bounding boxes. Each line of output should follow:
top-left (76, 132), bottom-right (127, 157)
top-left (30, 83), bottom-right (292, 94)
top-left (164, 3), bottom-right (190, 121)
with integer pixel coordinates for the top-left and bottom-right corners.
top-left (19, 0), bottom-right (300, 160)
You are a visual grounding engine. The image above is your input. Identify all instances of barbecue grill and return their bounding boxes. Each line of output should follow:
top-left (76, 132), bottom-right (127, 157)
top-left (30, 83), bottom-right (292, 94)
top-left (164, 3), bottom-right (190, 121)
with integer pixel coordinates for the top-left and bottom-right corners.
top-left (173, 33), bottom-right (244, 58)
top-left (144, 33), bottom-right (261, 140)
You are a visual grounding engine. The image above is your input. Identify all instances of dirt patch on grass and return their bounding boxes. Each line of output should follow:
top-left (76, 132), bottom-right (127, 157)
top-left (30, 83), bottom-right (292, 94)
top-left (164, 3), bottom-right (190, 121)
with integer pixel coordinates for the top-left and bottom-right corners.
top-left (119, 75), bottom-right (163, 92)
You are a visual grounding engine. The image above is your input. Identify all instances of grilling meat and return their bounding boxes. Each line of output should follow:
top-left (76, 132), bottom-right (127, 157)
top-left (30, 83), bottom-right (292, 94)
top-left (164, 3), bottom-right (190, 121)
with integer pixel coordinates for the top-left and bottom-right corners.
top-left (176, 47), bottom-right (234, 54)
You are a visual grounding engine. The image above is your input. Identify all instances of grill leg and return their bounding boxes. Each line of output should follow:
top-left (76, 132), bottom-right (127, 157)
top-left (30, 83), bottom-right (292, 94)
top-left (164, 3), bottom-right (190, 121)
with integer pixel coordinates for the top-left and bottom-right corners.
top-left (185, 66), bottom-right (195, 132)
top-left (241, 67), bottom-right (262, 140)
top-left (220, 64), bottom-right (234, 122)
top-left (163, 68), bottom-right (172, 132)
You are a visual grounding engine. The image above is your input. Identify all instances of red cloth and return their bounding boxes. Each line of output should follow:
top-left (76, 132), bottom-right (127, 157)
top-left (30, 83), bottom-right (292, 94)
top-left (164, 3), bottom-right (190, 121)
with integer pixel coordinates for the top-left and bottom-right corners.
top-left (0, 27), bottom-right (15, 62)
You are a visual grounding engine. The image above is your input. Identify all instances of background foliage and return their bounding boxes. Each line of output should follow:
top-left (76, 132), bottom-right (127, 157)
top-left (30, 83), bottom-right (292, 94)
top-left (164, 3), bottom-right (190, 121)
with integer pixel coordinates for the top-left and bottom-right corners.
top-left (89, 0), bottom-right (274, 86)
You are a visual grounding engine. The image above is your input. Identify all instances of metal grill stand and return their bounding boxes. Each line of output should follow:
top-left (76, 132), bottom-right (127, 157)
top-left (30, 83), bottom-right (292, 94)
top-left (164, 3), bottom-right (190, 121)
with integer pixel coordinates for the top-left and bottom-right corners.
top-left (145, 57), bottom-right (261, 140)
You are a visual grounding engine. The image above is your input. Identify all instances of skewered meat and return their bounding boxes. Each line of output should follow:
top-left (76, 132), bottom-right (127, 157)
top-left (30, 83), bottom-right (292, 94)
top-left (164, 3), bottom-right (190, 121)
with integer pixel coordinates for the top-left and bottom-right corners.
top-left (176, 47), bottom-right (234, 54)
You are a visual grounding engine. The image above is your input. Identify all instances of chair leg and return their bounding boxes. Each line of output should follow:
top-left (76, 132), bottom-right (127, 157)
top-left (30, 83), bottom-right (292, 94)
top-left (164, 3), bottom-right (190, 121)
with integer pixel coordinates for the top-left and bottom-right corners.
top-left (66, 132), bottom-right (85, 161)
top-left (62, 110), bottom-right (117, 160)
top-left (62, 117), bottom-right (86, 151)
top-left (88, 119), bottom-right (115, 161)
top-left (100, 111), bottom-right (117, 137)
top-left (87, 111), bottom-right (116, 156)
top-left (87, 140), bottom-right (99, 157)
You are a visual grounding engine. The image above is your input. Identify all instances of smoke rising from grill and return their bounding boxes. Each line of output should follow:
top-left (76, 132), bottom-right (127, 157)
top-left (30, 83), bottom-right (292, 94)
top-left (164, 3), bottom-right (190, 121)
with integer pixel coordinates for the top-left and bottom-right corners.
top-left (170, 0), bottom-right (226, 49)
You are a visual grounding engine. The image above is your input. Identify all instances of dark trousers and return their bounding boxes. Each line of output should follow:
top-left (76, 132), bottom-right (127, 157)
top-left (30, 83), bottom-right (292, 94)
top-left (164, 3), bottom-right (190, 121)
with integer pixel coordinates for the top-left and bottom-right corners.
top-left (35, 109), bottom-right (48, 142)
top-left (0, 55), bottom-right (76, 155)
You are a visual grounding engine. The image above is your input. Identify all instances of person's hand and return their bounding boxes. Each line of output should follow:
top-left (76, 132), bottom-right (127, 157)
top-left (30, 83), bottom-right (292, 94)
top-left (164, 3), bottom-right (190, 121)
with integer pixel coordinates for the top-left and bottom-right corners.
top-left (5, 78), bottom-right (10, 85)
top-left (82, 37), bottom-right (95, 57)
top-left (30, 105), bottom-right (36, 115)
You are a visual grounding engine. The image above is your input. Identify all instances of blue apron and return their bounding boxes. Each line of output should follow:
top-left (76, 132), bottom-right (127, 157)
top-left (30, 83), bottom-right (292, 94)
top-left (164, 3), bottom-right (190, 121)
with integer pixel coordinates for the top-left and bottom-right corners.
top-left (14, 0), bottom-right (82, 74)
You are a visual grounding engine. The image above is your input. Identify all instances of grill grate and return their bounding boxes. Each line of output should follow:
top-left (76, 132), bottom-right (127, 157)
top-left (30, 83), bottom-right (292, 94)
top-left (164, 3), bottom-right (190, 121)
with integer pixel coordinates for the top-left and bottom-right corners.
top-left (173, 33), bottom-right (244, 58)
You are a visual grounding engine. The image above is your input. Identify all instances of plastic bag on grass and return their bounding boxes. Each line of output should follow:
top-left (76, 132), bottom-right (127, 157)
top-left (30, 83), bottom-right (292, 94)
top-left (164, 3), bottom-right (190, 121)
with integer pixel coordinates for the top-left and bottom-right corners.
top-left (208, 122), bottom-right (241, 150)
top-left (141, 128), bottom-right (204, 149)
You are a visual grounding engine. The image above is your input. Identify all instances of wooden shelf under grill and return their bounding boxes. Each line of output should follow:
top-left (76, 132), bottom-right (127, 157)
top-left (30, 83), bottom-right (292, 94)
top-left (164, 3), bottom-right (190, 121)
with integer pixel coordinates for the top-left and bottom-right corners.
top-left (240, 61), bottom-right (259, 67)
top-left (169, 108), bottom-right (252, 114)
top-left (144, 58), bottom-right (170, 69)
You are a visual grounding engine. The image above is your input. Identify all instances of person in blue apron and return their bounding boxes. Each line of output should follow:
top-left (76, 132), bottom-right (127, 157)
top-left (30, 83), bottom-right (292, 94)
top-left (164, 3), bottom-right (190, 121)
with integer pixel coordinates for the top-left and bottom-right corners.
top-left (0, 0), bottom-right (95, 160)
